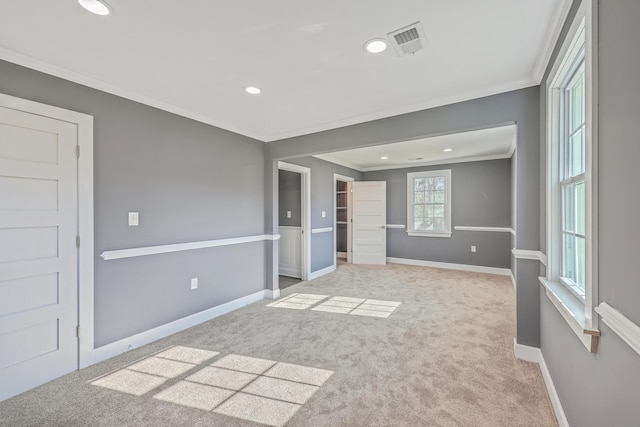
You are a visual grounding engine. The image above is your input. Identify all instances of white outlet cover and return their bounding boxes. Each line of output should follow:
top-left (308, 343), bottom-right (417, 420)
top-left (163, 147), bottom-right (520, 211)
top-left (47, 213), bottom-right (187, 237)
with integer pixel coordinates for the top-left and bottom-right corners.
top-left (322, 211), bottom-right (326, 217)
top-left (287, 211), bottom-right (292, 218)
top-left (190, 278), bottom-right (198, 290)
top-left (128, 212), bottom-right (139, 226)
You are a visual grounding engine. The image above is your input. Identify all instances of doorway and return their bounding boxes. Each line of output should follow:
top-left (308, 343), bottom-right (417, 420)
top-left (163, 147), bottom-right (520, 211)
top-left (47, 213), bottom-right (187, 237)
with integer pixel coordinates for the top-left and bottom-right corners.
top-left (277, 162), bottom-right (311, 288)
top-left (334, 174), bottom-right (354, 267)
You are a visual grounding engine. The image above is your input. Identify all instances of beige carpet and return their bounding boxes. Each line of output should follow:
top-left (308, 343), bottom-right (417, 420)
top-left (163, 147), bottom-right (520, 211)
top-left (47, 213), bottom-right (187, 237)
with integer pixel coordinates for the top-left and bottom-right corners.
top-left (0, 264), bottom-right (557, 426)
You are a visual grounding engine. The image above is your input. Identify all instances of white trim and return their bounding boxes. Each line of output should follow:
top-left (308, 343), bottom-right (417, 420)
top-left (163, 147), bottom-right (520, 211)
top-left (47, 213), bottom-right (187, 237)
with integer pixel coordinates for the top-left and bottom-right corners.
top-left (0, 93), bottom-right (96, 371)
top-left (510, 271), bottom-right (516, 290)
top-left (316, 152), bottom-right (514, 173)
top-left (513, 340), bottom-right (570, 427)
top-left (91, 290), bottom-right (268, 365)
top-left (278, 226), bottom-right (300, 230)
top-left (387, 257), bottom-right (511, 276)
top-left (512, 248), bottom-right (548, 266)
top-left (406, 231), bottom-right (452, 238)
top-left (595, 303), bottom-right (640, 357)
top-left (454, 226), bottom-right (515, 234)
top-left (311, 227), bottom-right (333, 234)
top-left (337, 251), bottom-right (347, 258)
top-left (544, 0), bottom-right (599, 344)
top-left (265, 289), bottom-right (281, 300)
top-left (532, 0), bottom-right (574, 82)
top-left (513, 339), bottom-right (541, 363)
top-left (307, 265), bottom-right (336, 280)
top-left (386, 224), bottom-right (406, 229)
top-left (540, 278), bottom-right (599, 352)
top-left (278, 161), bottom-right (311, 281)
top-left (100, 234), bottom-right (279, 261)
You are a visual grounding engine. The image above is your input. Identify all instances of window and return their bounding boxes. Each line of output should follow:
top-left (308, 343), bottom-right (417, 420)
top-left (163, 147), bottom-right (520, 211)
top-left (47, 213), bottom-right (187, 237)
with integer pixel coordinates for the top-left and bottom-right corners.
top-left (543, 0), bottom-right (599, 352)
top-left (560, 58), bottom-right (586, 297)
top-left (407, 170), bottom-right (451, 237)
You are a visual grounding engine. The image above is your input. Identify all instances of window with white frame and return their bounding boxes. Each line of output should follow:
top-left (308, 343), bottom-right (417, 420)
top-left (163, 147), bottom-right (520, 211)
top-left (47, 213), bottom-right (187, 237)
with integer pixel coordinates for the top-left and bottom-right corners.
top-left (543, 0), bottom-right (599, 352)
top-left (561, 57), bottom-right (586, 297)
top-left (407, 170), bottom-right (451, 237)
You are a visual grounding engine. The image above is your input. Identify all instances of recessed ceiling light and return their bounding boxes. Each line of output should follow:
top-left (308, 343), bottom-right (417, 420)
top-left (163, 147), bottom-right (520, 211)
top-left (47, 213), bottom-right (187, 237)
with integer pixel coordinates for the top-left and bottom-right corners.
top-left (443, 148), bottom-right (453, 152)
top-left (364, 39), bottom-right (387, 54)
top-left (78, 0), bottom-right (110, 16)
top-left (245, 86), bottom-right (261, 95)
top-left (380, 156), bottom-right (389, 160)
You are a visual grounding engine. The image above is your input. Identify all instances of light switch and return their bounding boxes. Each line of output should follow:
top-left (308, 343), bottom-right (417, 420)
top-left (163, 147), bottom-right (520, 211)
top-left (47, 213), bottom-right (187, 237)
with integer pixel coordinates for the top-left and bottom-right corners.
top-left (322, 211), bottom-right (326, 218)
top-left (287, 211), bottom-right (292, 218)
top-left (128, 212), bottom-right (139, 226)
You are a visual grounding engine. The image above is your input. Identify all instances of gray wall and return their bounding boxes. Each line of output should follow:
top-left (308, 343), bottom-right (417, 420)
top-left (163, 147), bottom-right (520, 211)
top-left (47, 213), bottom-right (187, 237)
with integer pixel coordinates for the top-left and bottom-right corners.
top-left (278, 170), bottom-right (301, 227)
top-left (363, 159), bottom-right (511, 268)
top-left (266, 87), bottom-right (540, 347)
top-left (282, 157), bottom-right (362, 272)
top-left (539, 1), bottom-right (640, 426)
top-left (0, 60), bottom-right (265, 347)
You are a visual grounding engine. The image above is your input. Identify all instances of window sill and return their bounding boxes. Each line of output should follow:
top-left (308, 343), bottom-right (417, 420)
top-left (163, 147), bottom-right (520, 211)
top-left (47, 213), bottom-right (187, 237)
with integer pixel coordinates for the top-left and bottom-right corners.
top-left (406, 231), bottom-right (452, 238)
top-left (539, 277), bottom-right (600, 352)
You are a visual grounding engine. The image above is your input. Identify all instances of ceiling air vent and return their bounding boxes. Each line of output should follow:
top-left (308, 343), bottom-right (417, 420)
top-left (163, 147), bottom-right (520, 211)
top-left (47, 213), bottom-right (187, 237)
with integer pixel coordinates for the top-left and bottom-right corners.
top-left (388, 21), bottom-right (428, 57)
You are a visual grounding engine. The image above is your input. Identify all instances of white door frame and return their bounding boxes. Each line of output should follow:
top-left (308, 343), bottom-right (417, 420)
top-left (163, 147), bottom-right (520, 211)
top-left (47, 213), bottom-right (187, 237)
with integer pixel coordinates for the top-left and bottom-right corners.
top-left (0, 93), bottom-right (95, 369)
top-left (277, 161), bottom-right (310, 281)
top-left (333, 174), bottom-right (354, 267)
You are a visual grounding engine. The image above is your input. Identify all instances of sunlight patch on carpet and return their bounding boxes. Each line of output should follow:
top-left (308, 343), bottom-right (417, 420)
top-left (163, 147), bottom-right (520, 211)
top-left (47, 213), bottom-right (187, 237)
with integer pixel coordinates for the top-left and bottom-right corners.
top-left (90, 345), bottom-right (333, 427)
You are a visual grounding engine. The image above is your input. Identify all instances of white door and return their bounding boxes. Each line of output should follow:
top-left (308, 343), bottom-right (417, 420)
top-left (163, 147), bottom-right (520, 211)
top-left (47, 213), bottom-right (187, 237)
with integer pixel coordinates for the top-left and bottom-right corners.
top-left (0, 106), bottom-right (79, 401)
top-left (278, 226), bottom-right (302, 278)
top-left (352, 181), bottom-right (386, 265)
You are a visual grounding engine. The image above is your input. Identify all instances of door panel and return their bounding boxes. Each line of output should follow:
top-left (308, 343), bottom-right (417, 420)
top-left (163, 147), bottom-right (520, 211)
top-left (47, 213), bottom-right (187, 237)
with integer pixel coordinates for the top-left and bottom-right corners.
top-left (352, 182), bottom-right (386, 265)
top-left (0, 106), bottom-right (78, 401)
top-left (278, 227), bottom-right (302, 278)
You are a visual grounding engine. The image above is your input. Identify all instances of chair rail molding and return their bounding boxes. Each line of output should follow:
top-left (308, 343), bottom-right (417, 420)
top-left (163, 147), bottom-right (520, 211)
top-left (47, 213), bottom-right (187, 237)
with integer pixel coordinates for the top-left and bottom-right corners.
top-left (595, 303), bottom-right (640, 357)
top-left (311, 227), bottom-right (333, 234)
top-left (512, 248), bottom-right (548, 266)
top-left (455, 226), bottom-right (515, 234)
top-left (101, 234), bottom-right (280, 261)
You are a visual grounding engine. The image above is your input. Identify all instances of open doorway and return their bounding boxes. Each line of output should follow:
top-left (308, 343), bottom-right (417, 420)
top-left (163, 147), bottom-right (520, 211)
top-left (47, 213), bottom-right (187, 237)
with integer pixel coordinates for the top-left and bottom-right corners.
top-left (334, 174), bottom-right (354, 267)
top-left (278, 162), bottom-right (311, 289)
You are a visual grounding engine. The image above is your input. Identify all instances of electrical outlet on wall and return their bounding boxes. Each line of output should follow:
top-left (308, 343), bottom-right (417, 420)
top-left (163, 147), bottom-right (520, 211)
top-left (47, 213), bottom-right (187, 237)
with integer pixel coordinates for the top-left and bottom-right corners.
top-left (322, 211), bottom-right (326, 218)
top-left (287, 211), bottom-right (291, 218)
top-left (471, 245), bottom-right (477, 253)
top-left (190, 278), bottom-right (198, 290)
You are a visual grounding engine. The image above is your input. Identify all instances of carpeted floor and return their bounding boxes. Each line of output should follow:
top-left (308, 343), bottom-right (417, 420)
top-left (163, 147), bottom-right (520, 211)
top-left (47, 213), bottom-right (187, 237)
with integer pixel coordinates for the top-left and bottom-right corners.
top-left (0, 264), bottom-right (557, 427)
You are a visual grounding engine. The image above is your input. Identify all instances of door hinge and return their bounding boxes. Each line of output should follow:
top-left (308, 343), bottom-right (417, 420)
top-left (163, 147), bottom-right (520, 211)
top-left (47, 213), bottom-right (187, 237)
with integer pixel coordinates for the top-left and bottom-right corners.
top-left (76, 146), bottom-right (80, 158)
top-left (76, 235), bottom-right (80, 248)
top-left (76, 326), bottom-right (80, 338)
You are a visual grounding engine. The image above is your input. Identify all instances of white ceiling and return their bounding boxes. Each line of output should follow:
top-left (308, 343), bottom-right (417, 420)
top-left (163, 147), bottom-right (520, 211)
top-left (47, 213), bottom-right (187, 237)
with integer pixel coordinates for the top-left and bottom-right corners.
top-left (0, 1), bottom-right (569, 142)
top-left (314, 124), bottom-right (516, 171)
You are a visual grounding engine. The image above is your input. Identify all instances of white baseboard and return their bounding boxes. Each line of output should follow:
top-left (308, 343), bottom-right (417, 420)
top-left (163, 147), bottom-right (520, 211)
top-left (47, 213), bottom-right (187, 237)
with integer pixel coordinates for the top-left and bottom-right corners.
top-left (265, 289), bottom-right (281, 300)
top-left (513, 339), bottom-right (569, 427)
top-left (510, 271), bottom-right (516, 290)
top-left (90, 290), bottom-right (268, 366)
top-left (387, 257), bottom-right (511, 276)
top-left (308, 265), bottom-right (336, 280)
